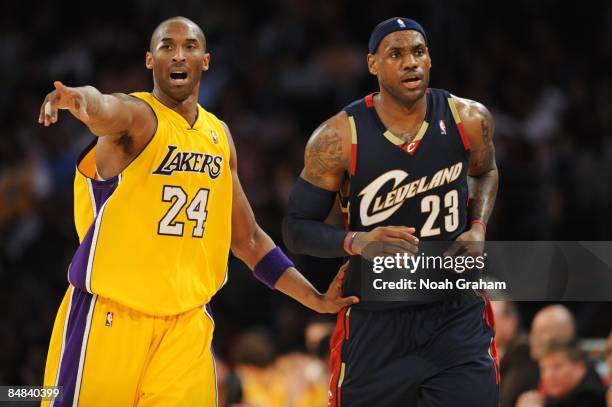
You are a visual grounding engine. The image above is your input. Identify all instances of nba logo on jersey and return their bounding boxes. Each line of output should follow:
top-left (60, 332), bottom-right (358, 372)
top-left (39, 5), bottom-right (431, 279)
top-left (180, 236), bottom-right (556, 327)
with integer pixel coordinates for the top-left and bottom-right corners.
top-left (439, 120), bottom-right (447, 135)
top-left (397, 18), bottom-right (406, 28)
top-left (211, 130), bottom-right (218, 144)
top-left (105, 312), bottom-right (113, 327)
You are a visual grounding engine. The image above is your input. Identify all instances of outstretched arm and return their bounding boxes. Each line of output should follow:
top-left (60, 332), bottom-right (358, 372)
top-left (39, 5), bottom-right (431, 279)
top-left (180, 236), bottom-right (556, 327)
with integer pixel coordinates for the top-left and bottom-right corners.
top-left (455, 97), bottom-right (499, 239)
top-left (225, 123), bottom-right (358, 313)
top-left (39, 81), bottom-right (155, 145)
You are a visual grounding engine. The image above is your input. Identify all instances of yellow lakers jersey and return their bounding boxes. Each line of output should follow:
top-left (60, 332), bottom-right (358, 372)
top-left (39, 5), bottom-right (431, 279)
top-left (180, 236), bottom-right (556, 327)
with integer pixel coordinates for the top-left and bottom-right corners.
top-left (70, 92), bottom-right (232, 316)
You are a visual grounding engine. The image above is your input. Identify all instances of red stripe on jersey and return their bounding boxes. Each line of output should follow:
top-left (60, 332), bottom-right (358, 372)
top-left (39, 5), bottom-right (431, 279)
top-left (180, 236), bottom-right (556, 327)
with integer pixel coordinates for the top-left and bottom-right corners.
top-left (329, 308), bottom-right (350, 407)
top-left (337, 199), bottom-right (349, 231)
top-left (483, 298), bottom-right (500, 384)
top-left (457, 122), bottom-right (471, 150)
top-left (365, 93), bottom-right (375, 108)
top-left (344, 309), bottom-right (351, 340)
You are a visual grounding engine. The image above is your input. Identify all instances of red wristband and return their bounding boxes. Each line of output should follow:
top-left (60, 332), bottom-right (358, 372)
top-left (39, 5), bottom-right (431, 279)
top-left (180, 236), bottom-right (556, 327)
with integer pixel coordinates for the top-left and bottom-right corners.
top-left (470, 219), bottom-right (487, 235)
top-left (344, 231), bottom-right (359, 255)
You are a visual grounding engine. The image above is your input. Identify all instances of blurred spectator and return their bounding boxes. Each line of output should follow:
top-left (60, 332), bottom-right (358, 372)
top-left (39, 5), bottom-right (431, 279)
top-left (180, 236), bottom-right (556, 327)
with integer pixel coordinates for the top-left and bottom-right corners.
top-left (491, 300), bottom-right (539, 407)
top-left (517, 339), bottom-right (606, 407)
top-left (215, 358), bottom-right (244, 407)
top-left (231, 322), bottom-right (332, 407)
top-left (232, 329), bottom-right (286, 407)
top-left (530, 305), bottom-right (576, 359)
top-left (275, 351), bottom-right (328, 407)
top-left (304, 316), bottom-right (335, 355)
top-left (522, 305), bottom-right (606, 405)
top-left (294, 317), bottom-right (335, 407)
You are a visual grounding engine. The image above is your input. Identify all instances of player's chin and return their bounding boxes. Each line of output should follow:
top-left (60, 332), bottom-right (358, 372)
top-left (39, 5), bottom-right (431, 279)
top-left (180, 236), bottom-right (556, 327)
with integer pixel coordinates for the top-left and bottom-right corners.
top-left (164, 83), bottom-right (195, 101)
top-left (399, 87), bottom-right (426, 103)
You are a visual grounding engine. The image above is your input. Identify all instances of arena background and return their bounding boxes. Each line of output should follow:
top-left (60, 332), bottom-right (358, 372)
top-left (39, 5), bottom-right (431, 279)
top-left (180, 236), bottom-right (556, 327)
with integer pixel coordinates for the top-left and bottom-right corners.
top-left (1, 0), bottom-right (611, 405)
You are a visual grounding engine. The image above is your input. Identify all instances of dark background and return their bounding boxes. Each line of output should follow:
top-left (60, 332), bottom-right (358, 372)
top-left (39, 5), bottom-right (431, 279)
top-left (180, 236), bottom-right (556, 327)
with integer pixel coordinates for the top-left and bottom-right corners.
top-left (1, 0), bottom-right (611, 388)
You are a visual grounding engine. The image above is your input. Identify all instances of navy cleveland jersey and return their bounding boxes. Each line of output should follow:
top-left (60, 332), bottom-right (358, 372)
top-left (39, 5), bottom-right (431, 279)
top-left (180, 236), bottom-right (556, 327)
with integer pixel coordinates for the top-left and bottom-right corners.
top-left (342, 88), bottom-right (472, 302)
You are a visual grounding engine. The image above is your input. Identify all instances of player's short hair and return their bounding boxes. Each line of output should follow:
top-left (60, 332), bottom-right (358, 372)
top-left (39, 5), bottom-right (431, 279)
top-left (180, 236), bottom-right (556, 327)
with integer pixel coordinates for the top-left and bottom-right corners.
top-left (149, 16), bottom-right (206, 51)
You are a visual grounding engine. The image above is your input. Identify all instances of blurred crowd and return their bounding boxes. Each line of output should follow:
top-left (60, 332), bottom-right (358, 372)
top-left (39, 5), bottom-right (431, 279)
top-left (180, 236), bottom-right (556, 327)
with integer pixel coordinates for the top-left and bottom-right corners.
top-left (493, 302), bottom-right (611, 407)
top-left (213, 303), bottom-right (612, 406)
top-left (212, 304), bottom-right (612, 407)
top-left (1, 0), bottom-right (612, 406)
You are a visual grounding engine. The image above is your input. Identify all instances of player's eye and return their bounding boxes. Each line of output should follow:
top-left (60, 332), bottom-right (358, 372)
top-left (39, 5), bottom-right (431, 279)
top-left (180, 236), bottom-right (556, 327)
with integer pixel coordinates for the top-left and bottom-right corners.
top-left (390, 51), bottom-right (400, 58)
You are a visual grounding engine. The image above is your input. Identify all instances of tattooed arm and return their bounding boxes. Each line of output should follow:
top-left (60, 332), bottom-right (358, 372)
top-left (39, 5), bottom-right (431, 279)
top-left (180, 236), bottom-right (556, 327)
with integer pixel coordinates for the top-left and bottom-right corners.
top-left (281, 113), bottom-right (352, 257)
top-left (455, 97), bottom-right (499, 238)
top-left (283, 111), bottom-right (419, 259)
top-left (300, 111), bottom-right (352, 190)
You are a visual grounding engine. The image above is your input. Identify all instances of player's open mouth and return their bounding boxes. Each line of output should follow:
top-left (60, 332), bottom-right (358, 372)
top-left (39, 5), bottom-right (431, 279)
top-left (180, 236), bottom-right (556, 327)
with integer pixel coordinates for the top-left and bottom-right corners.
top-left (402, 77), bottom-right (422, 89)
top-left (169, 71), bottom-right (188, 83)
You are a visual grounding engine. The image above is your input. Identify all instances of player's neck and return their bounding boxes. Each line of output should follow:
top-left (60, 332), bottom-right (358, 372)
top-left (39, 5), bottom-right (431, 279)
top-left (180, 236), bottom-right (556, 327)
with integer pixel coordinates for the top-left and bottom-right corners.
top-left (374, 91), bottom-right (427, 130)
top-left (152, 88), bottom-right (199, 127)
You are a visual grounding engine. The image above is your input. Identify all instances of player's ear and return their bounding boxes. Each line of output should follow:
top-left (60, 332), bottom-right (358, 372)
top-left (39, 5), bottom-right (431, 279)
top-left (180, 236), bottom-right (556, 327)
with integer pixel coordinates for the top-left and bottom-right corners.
top-left (145, 51), bottom-right (153, 70)
top-left (426, 47), bottom-right (432, 69)
top-left (367, 53), bottom-right (377, 76)
top-left (202, 53), bottom-right (210, 72)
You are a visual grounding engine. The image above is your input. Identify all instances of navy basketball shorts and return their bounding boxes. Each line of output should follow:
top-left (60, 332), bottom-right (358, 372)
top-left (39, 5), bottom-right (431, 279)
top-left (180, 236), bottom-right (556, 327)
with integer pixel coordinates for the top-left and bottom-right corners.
top-left (329, 292), bottom-right (499, 407)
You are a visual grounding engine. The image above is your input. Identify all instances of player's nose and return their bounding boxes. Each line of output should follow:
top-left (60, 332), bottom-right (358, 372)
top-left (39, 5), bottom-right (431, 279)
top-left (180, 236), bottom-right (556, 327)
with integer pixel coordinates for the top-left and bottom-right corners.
top-left (172, 47), bottom-right (186, 62)
top-left (401, 54), bottom-right (418, 70)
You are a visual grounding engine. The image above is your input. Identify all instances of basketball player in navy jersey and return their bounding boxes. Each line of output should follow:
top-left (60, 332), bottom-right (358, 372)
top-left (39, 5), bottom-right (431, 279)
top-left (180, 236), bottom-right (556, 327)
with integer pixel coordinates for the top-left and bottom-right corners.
top-left (283, 18), bottom-right (499, 406)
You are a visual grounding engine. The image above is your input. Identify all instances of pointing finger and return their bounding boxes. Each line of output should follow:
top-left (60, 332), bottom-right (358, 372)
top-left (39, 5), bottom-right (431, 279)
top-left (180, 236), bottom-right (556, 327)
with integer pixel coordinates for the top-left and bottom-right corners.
top-left (53, 81), bottom-right (66, 93)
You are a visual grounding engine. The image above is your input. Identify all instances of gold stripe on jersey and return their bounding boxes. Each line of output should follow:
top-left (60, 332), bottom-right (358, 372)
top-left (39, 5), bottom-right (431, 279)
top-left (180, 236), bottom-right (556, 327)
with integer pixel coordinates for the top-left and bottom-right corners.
top-left (413, 121), bottom-right (429, 142)
top-left (447, 97), bottom-right (462, 124)
top-left (382, 121), bottom-right (429, 146)
top-left (348, 116), bottom-right (357, 145)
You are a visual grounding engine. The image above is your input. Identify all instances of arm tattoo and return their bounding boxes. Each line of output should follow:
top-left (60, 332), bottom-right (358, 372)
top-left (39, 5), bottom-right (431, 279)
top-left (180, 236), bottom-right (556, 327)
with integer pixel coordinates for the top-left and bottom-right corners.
top-left (304, 125), bottom-right (346, 186)
top-left (470, 111), bottom-right (495, 174)
top-left (481, 116), bottom-right (490, 142)
top-left (468, 107), bottom-right (498, 224)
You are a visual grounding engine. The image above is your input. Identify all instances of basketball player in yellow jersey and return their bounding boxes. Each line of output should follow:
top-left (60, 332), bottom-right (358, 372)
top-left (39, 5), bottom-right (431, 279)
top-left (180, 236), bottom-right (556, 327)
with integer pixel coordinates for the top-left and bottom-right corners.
top-left (38, 16), bottom-right (358, 407)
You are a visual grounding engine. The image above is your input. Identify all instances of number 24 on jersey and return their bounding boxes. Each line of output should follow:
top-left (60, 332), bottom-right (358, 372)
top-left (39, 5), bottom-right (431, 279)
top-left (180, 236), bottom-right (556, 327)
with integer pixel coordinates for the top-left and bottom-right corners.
top-left (158, 185), bottom-right (210, 237)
